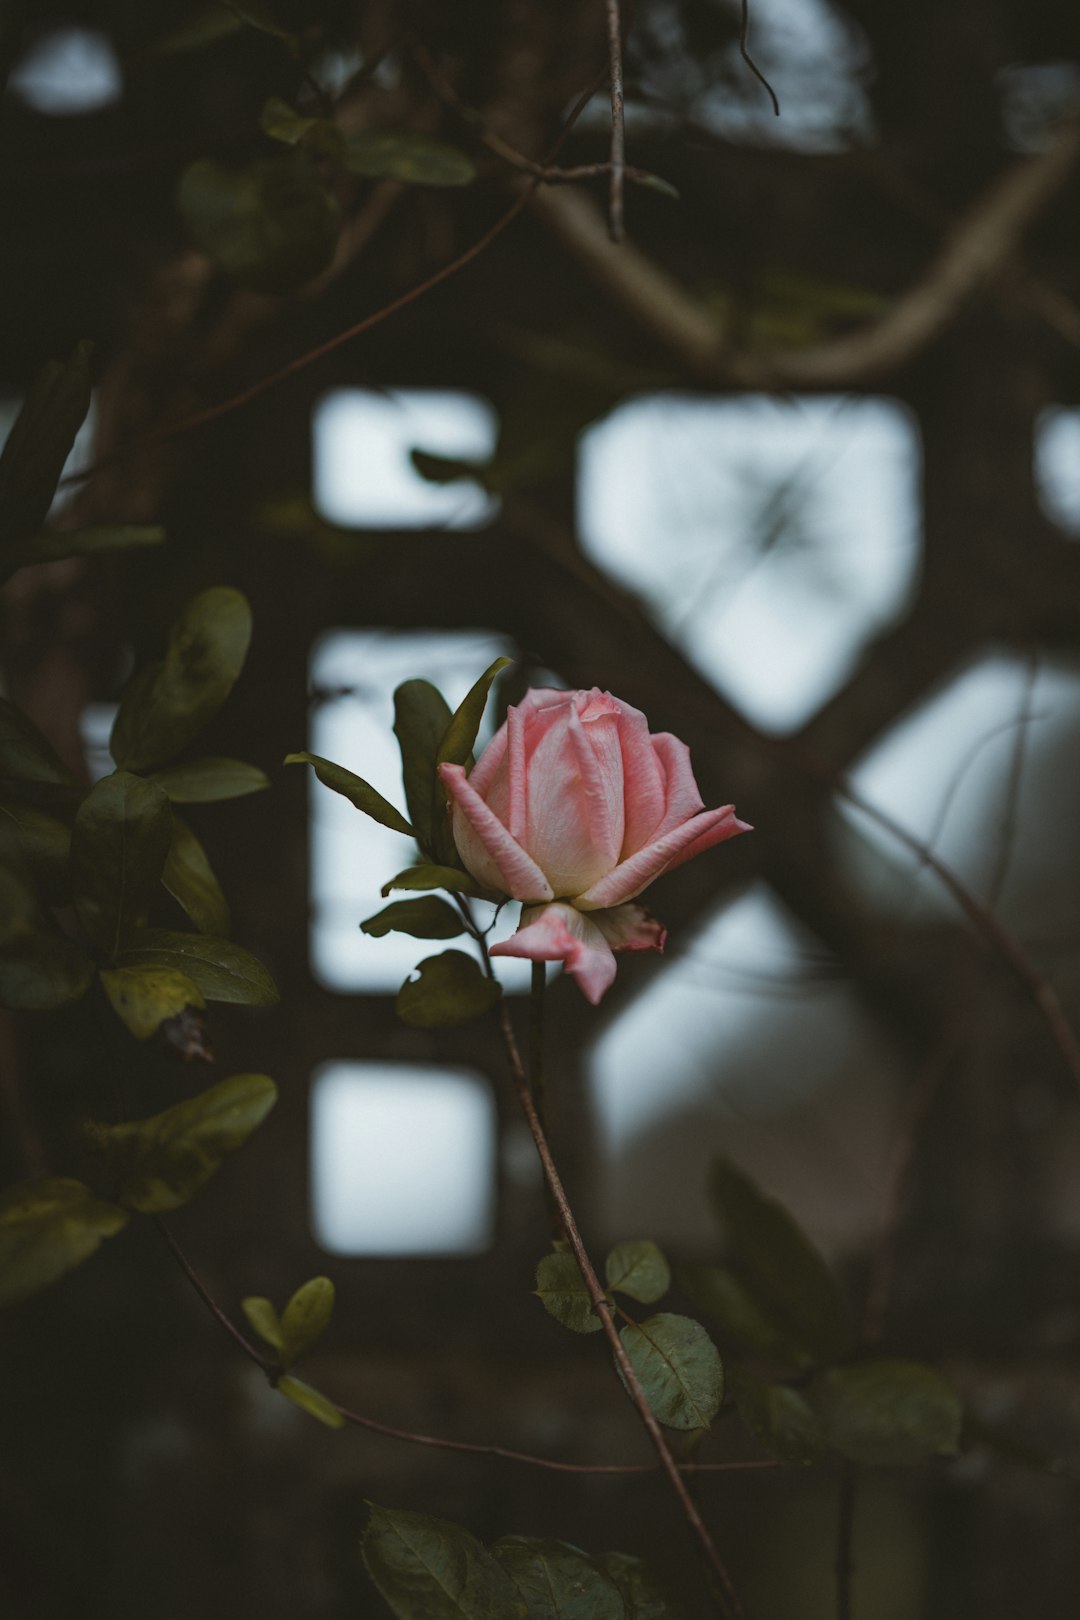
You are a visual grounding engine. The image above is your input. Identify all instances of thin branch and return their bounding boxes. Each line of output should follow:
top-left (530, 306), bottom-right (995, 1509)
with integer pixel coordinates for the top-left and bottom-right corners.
top-left (530, 115), bottom-right (1080, 389)
top-left (837, 777), bottom-right (1080, 1099)
top-left (156, 1219), bottom-right (276, 1374)
top-left (59, 67), bottom-right (609, 495)
top-left (861, 1031), bottom-right (956, 1345)
top-left (739, 0), bottom-right (781, 118)
top-left (605, 0), bottom-right (627, 242)
top-left (835, 1464), bottom-right (857, 1620)
top-left (985, 654), bottom-right (1038, 910)
top-left (158, 1207), bottom-right (776, 1478)
top-left (496, 997), bottom-right (744, 1620)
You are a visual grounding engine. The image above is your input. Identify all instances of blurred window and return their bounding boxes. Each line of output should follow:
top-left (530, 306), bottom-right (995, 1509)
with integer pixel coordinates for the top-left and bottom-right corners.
top-left (9, 27), bottom-right (121, 116)
top-left (578, 393), bottom-right (921, 732)
top-left (1035, 407), bottom-right (1080, 535)
top-left (312, 389), bottom-right (498, 529)
top-left (310, 1062), bottom-right (497, 1256)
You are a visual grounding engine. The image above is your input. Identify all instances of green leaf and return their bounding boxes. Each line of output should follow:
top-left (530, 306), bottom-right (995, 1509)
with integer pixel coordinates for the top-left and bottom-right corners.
top-left (604, 1241), bottom-right (670, 1305)
top-left (381, 863), bottom-right (493, 900)
top-left (393, 678), bottom-right (453, 854)
top-left (634, 171), bottom-right (680, 202)
top-left (396, 950), bottom-right (501, 1029)
top-left (280, 1275), bottom-right (334, 1366)
top-left (222, 0), bottom-right (298, 48)
top-left (618, 1314), bottom-right (723, 1431)
top-left (677, 1261), bottom-right (795, 1363)
top-left (259, 95), bottom-right (321, 146)
top-left (535, 1250), bottom-right (602, 1335)
top-left (0, 341), bottom-right (92, 547)
top-left (342, 131), bottom-right (476, 187)
top-left (284, 751), bottom-right (412, 835)
top-left (100, 964), bottom-right (205, 1041)
top-left (436, 657), bottom-right (512, 771)
top-left (177, 153), bottom-right (340, 294)
top-left (1, 525), bottom-right (164, 579)
top-left (595, 1553), bottom-right (675, 1620)
top-left (71, 772), bottom-right (172, 959)
top-left (241, 1295), bottom-right (284, 1350)
top-left (277, 1374), bottom-right (344, 1429)
top-left (809, 1360), bottom-right (963, 1466)
top-left (110, 587), bottom-right (253, 773)
top-left (0, 697), bottom-right (74, 785)
top-left (116, 928), bottom-right (278, 1005)
top-left (731, 1370), bottom-right (826, 1466)
top-left (162, 816), bottom-right (231, 936)
top-left (0, 1177), bottom-right (127, 1309)
top-left (0, 795), bottom-right (70, 901)
top-left (150, 7), bottom-right (244, 55)
top-left (709, 1157), bottom-right (851, 1364)
top-left (152, 756), bottom-right (269, 803)
top-left (361, 897), bottom-right (465, 940)
top-left (491, 1536), bottom-right (626, 1619)
top-left (362, 1503), bottom-right (524, 1620)
top-left (88, 1073), bottom-right (277, 1213)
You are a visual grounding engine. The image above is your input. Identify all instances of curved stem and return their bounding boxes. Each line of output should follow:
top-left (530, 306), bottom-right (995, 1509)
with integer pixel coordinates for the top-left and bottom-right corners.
top-left (157, 1213), bottom-right (775, 1479)
top-left (496, 999), bottom-right (744, 1619)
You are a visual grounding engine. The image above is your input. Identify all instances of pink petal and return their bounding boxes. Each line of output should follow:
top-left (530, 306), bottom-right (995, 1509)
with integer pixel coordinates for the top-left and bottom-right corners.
top-left (490, 902), bottom-right (617, 1004)
top-left (651, 733), bottom-right (706, 835)
top-left (520, 705), bottom-right (618, 896)
top-left (592, 903), bottom-right (668, 954)
top-left (439, 763), bottom-right (553, 902)
top-left (613, 700), bottom-right (666, 855)
top-left (575, 804), bottom-right (748, 909)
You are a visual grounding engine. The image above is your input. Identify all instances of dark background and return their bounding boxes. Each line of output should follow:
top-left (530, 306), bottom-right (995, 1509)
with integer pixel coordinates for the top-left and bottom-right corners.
top-left (3, 2), bottom-right (1080, 1616)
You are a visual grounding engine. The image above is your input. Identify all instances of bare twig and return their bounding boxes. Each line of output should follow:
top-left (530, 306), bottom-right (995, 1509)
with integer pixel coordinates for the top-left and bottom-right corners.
top-left (985, 654), bottom-right (1038, 910)
top-left (496, 996), bottom-right (744, 1619)
top-left (838, 778), bottom-right (1080, 1099)
top-left (836, 1463), bottom-right (857, 1620)
top-left (739, 0), bottom-right (780, 117)
top-left (158, 1208), bottom-right (776, 1479)
top-left (605, 0), bottom-right (627, 242)
top-left (862, 1031), bottom-right (957, 1345)
top-left (530, 115), bottom-right (1080, 388)
top-left (59, 67), bottom-right (609, 495)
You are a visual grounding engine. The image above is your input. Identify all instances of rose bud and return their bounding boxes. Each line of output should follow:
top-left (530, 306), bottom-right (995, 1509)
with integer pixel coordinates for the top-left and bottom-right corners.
top-left (438, 688), bottom-right (749, 1003)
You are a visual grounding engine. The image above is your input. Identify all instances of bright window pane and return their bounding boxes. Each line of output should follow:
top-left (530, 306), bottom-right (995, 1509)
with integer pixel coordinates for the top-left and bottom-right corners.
top-left (10, 28), bottom-right (121, 115)
top-left (578, 394), bottom-right (921, 732)
top-left (312, 389), bottom-right (498, 529)
top-left (1035, 407), bottom-right (1080, 535)
top-left (310, 1063), bottom-right (496, 1256)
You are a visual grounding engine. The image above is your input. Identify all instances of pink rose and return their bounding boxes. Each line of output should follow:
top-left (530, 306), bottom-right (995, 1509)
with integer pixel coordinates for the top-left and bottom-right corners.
top-left (437, 688), bottom-right (749, 1004)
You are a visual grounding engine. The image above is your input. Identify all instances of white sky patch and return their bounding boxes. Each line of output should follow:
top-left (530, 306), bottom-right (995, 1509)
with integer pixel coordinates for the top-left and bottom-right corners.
top-left (578, 393), bottom-right (921, 733)
top-left (312, 390), bottom-right (499, 529)
top-left (309, 628), bottom-right (532, 993)
top-left (9, 27), bottom-right (122, 116)
top-left (310, 1063), bottom-right (496, 1256)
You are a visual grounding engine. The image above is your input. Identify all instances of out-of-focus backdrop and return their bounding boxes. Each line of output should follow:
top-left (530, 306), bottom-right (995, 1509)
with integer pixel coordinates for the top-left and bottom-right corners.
top-left (3, 2), bottom-right (1080, 1616)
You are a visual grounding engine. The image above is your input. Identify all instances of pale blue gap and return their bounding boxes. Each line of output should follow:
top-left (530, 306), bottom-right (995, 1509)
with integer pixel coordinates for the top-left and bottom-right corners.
top-left (312, 389), bottom-right (499, 530)
top-left (310, 1063), bottom-right (497, 1256)
top-left (584, 399), bottom-right (1080, 1251)
top-left (576, 393), bottom-right (922, 734)
top-left (8, 27), bottom-right (122, 116)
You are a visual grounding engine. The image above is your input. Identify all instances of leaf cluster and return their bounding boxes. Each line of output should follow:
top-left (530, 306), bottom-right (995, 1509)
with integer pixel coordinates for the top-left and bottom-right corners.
top-left (1, 588), bottom-right (276, 1046)
top-left (287, 655), bottom-right (512, 1029)
top-left (362, 1501), bottom-right (681, 1619)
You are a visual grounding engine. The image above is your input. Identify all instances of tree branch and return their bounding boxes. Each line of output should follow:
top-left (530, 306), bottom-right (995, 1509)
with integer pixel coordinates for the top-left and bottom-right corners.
top-left (530, 116), bottom-right (1080, 388)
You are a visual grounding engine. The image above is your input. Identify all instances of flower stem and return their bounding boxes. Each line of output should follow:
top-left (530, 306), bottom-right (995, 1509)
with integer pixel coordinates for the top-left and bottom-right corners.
top-left (496, 1000), bottom-right (744, 1619)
